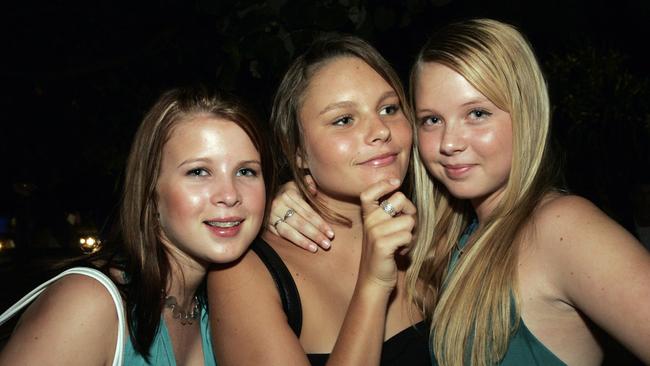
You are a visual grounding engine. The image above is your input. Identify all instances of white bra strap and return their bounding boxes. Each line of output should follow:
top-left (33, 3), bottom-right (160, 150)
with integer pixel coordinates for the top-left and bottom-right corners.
top-left (0, 267), bottom-right (126, 366)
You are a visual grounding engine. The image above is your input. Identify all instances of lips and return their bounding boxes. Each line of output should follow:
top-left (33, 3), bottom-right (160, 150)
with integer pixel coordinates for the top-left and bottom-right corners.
top-left (442, 163), bottom-right (475, 179)
top-left (204, 217), bottom-right (244, 237)
top-left (358, 152), bottom-right (398, 168)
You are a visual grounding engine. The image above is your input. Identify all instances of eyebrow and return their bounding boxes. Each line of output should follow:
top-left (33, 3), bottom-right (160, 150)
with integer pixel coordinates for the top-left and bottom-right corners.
top-left (460, 98), bottom-right (490, 107)
top-left (377, 90), bottom-right (399, 105)
top-left (318, 101), bottom-right (356, 116)
top-left (177, 158), bottom-right (262, 168)
top-left (317, 90), bottom-right (399, 116)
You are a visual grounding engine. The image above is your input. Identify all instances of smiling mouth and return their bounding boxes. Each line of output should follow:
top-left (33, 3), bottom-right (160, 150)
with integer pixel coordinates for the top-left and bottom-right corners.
top-left (204, 221), bottom-right (242, 228)
top-left (359, 153), bottom-right (398, 167)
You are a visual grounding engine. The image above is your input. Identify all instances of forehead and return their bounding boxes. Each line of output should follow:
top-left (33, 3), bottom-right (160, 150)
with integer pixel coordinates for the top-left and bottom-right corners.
top-left (415, 62), bottom-right (487, 108)
top-left (164, 115), bottom-right (259, 158)
top-left (301, 56), bottom-right (394, 108)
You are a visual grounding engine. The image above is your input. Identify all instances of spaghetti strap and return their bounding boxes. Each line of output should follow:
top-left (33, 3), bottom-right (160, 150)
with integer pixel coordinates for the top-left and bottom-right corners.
top-left (0, 267), bottom-right (126, 366)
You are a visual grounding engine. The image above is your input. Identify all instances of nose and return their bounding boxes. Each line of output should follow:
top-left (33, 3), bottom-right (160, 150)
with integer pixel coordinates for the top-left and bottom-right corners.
top-left (366, 115), bottom-right (391, 144)
top-left (212, 177), bottom-right (240, 207)
top-left (439, 124), bottom-right (466, 156)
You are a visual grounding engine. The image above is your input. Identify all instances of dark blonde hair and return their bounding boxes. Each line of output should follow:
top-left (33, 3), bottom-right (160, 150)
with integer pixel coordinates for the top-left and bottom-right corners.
top-left (406, 19), bottom-right (559, 366)
top-left (271, 34), bottom-right (413, 225)
top-left (103, 87), bottom-right (273, 357)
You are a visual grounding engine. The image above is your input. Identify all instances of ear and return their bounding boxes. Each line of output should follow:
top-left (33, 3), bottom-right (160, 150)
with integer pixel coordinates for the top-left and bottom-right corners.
top-left (296, 148), bottom-right (309, 170)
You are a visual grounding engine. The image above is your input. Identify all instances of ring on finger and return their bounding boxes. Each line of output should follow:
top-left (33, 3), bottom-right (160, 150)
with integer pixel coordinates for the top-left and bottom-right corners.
top-left (273, 218), bottom-right (284, 228)
top-left (379, 200), bottom-right (397, 217)
top-left (283, 208), bottom-right (295, 221)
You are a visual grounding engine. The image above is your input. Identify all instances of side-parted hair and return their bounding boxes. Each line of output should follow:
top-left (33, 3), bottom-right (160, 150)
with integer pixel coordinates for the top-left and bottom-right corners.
top-left (91, 87), bottom-right (274, 358)
top-left (405, 19), bottom-right (559, 366)
top-left (270, 34), bottom-right (413, 225)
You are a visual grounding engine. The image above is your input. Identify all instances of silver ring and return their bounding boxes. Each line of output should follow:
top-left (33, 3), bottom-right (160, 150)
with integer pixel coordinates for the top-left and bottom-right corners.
top-left (380, 200), bottom-right (397, 217)
top-left (283, 208), bottom-right (295, 221)
top-left (273, 218), bottom-right (284, 228)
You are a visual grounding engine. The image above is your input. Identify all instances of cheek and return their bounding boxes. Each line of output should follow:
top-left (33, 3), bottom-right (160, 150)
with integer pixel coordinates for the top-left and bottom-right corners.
top-left (243, 182), bottom-right (267, 218)
top-left (158, 184), bottom-right (208, 223)
top-left (306, 135), bottom-right (354, 174)
top-left (474, 127), bottom-right (512, 160)
top-left (393, 122), bottom-right (413, 150)
top-left (417, 130), bottom-right (439, 164)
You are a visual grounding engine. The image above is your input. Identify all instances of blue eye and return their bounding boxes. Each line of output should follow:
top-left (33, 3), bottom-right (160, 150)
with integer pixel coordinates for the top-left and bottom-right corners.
top-left (333, 116), bottom-right (353, 126)
top-left (470, 109), bottom-right (492, 119)
top-left (237, 168), bottom-right (258, 177)
top-left (187, 168), bottom-right (209, 176)
top-left (379, 104), bottom-right (400, 116)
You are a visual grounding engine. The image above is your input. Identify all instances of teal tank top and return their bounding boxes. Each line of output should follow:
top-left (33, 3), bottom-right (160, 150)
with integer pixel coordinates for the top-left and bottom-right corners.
top-left (431, 220), bottom-right (566, 366)
top-left (123, 304), bottom-right (216, 365)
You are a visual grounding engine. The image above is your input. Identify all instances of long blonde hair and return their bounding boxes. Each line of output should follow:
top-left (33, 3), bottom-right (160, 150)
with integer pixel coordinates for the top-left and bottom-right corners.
top-left (406, 19), bottom-right (558, 365)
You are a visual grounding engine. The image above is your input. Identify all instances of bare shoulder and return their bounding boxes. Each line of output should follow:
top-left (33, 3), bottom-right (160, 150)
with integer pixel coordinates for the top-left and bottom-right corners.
top-left (525, 195), bottom-right (650, 363)
top-left (208, 242), bottom-right (277, 295)
top-left (533, 193), bottom-right (603, 229)
top-left (208, 241), bottom-right (309, 365)
top-left (528, 193), bottom-right (633, 252)
top-left (0, 272), bottom-right (120, 365)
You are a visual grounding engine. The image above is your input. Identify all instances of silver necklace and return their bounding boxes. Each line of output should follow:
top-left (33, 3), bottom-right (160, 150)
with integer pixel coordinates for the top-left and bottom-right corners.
top-left (163, 294), bottom-right (200, 326)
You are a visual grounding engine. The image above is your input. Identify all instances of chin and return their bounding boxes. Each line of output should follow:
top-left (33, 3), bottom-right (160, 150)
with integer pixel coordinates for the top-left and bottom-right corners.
top-left (210, 245), bottom-right (249, 264)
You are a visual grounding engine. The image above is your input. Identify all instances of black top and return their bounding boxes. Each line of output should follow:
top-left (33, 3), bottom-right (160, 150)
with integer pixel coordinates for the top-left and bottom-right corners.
top-left (251, 238), bottom-right (431, 366)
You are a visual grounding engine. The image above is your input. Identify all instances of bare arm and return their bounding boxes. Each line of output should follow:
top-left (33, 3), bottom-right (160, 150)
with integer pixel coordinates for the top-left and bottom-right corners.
top-left (539, 195), bottom-right (650, 363)
top-left (209, 178), bottom-right (416, 366)
top-left (0, 274), bottom-right (119, 366)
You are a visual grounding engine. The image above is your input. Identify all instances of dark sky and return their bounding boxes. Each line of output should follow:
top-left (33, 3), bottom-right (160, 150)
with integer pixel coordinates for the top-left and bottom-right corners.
top-left (1, 0), bottom-right (648, 238)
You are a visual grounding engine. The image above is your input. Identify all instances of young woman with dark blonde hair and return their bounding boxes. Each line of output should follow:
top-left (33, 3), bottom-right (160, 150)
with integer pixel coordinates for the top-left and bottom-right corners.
top-left (207, 35), bottom-right (429, 365)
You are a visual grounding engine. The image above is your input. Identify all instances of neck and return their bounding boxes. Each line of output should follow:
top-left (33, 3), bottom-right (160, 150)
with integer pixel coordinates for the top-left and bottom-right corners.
top-left (471, 187), bottom-right (507, 225)
top-left (164, 250), bottom-right (207, 306)
top-left (316, 191), bottom-right (364, 228)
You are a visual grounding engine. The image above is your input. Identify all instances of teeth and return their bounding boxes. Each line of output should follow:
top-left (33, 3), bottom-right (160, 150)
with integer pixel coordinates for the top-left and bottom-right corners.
top-left (206, 221), bottom-right (241, 228)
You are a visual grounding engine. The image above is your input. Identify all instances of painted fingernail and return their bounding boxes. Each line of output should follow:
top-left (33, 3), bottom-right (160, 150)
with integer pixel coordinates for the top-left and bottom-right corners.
top-left (389, 178), bottom-right (400, 186)
top-left (321, 239), bottom-right (331, 249)
top-left (309, 244), bottom-right (318, 253)
top-left (326, 229), bottom-right (335, 239)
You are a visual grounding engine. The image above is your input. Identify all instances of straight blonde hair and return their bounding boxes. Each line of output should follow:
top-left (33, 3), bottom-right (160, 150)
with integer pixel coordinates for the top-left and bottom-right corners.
top-left (406, 19), bottom-right (558, 366)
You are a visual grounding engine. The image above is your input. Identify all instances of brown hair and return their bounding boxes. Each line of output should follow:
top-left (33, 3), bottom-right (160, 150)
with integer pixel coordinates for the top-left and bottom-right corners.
top-left (270, 34), bottom-right (413, 225)
top-left (90, 86), bottom-right (274, 358)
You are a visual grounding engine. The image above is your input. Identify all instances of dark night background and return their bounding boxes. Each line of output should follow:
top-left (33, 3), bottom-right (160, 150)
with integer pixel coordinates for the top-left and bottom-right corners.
top-left (1, 0), bottom-right (649, 362)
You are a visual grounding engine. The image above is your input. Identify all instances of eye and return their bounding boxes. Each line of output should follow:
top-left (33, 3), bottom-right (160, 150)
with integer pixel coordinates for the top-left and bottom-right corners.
top-left (420, 115), bottom-right (441, 126)
top-left (186, 168), bottom-right (209, 177)
top-left (469, 109), bottom-right (492, 119)
top-left (332, 115), bottom-right (353, 126)
top-left (236, 167), bottom-right (259, 177)
top-left (379, 104), bottom-right (400, 116)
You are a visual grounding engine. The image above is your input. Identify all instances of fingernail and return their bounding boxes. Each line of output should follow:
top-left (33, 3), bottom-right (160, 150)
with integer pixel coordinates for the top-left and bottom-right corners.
top-left (321, 239), bottom-right (331, 249)
top-left (309, 244), bottom-right (318, 253)
top-left (326, 229), bottom-right (335, 239)
top-left (389, 178), bottom-right (401, 186)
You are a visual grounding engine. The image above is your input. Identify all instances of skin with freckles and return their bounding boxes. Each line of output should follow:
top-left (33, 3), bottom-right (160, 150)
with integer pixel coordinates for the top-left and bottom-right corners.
top-left (415, 62), bottom-right (512, 218)
top-left (157, 115), bottom-right (266, 268)
top-left (298, 57), bottom-right (412, 202)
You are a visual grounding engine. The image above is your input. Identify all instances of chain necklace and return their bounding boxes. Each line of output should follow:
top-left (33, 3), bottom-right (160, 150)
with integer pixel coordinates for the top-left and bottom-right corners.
top-left (163, 294), bottom-right (200, 326)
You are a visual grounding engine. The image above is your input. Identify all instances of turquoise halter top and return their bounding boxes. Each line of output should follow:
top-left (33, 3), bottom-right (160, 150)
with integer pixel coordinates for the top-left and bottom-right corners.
top-left (123, 304), bottom-right (216, 366)
top-left (431, 220), bottom-right (566, 366)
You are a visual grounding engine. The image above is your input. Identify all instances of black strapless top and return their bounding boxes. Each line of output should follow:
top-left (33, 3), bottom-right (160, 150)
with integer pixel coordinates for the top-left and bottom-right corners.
top-left (251, 238), bottom-right (430, 366)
